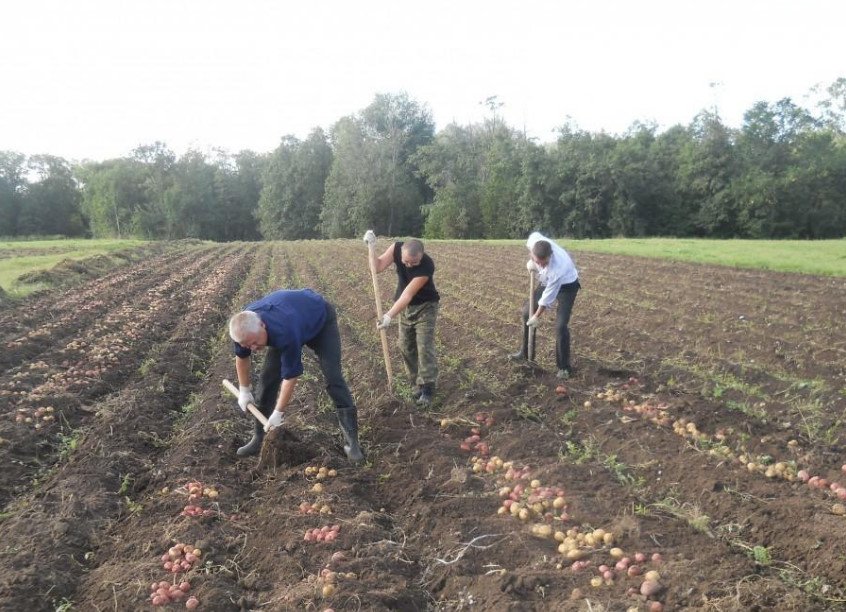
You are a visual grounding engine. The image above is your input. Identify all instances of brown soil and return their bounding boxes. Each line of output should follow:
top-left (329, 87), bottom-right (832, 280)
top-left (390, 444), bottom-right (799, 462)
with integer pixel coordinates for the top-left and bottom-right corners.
top-left (0, 240), bottom-right (844, 611)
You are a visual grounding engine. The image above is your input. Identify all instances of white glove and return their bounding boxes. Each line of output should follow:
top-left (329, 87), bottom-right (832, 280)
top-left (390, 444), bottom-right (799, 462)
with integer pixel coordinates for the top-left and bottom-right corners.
top-left (363, 230), bottom-right (376, 245)
top-left (237, 385), bottom-right (254, 413)
top-left (526, 259), bottom-right (536, 272)
top-left (376, 313), bottom-right (392, 329)
top-left (527, 315), bottom-right (540, 328)
top-left (264, 409), bottom-right (285, 432)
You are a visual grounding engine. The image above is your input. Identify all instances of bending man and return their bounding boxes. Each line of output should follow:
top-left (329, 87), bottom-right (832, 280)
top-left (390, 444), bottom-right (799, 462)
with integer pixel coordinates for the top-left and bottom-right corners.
top-left (512, 232), bottom-right (580, 379)
top-left (228, 288), bottom-right (364, 463)
top-left (364, 231), bottom-right (440, 406)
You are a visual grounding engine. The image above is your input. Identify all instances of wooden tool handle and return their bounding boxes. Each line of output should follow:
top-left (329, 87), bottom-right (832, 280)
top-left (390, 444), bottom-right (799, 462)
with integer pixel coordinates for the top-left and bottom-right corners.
top-left (222, 378), bottom-right (270, 427)
top-left (367, 238), bottom-right (394, 387)
top-left (528, 271), bottom-right (536, 361)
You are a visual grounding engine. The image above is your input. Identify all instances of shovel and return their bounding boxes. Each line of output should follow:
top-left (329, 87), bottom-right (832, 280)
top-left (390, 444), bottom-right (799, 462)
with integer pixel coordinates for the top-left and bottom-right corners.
top-left (365, 231), bottom-right (393, 388)
top-left (222, 378), bottom-right (270, 429)
top-left (222, 379), bottom-right (310, 471)
top-left (528, 270), bottom-right (537, 362)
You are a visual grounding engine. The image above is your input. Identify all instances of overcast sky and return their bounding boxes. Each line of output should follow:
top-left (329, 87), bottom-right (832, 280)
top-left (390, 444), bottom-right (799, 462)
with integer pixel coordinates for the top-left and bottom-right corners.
top-left (2, 0), bottom-right (843, 162)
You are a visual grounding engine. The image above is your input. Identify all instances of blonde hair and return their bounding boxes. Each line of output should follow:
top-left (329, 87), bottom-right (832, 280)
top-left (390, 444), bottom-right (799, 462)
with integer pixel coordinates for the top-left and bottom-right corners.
top-left (228, 311), bottom-right (262, 343)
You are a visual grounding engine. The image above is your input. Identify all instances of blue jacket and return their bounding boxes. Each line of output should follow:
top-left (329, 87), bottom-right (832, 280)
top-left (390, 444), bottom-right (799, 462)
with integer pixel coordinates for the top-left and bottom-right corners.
top-left (233, 289), bottom-right (327, 379)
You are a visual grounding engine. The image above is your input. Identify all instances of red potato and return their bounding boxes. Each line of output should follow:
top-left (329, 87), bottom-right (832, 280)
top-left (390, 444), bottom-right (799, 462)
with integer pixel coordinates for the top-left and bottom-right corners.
top-left (641, 580), bottom-right (663, 597)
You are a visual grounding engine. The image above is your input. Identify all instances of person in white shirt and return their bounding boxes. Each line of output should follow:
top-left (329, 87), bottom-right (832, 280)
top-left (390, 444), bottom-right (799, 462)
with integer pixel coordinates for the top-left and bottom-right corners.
top-left (511, 231), bottom-right (581, 379)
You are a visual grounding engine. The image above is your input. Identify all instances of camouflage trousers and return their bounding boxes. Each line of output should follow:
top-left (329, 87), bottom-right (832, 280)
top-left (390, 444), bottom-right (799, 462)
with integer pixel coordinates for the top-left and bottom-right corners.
top-left (398, 301), bottom-right (439, 388)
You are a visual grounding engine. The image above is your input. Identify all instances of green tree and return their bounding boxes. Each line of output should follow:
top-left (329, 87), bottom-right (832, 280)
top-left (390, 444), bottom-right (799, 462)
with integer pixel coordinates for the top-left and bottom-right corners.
top-left (212, 150), bottom-right (264, 241)
top-left (607, 122), bottom-right (683, 237)
top-left (512, 138), bottom-right (558, 237)
top-left (161, 150), bottom-right (217, 238)
top-left (130, 142), bottom-right (176, 238)
top-left (18, 155), bottom-right (85, 236)
top-left (0, 151), bottom-right (26, 236)
top-left (414, 124), bottom-right (486, 238)
top-left (258, 129), bottom-right (332, 240)
top-left (676, 111), bottom-right (739, 236)
top-left (78, 158), bottom-right (147, 238)
top-left (478, 119), bottom-right (523, 238)
top-left (322, 92), bottom-right (434, 237)
top-left (552, 125), bottom-right (617, 238)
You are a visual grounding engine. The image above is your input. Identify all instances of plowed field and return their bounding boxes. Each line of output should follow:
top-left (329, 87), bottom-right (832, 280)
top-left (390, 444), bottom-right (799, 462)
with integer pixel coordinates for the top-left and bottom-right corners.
top-left (1, 240), bottom-right (845, 611)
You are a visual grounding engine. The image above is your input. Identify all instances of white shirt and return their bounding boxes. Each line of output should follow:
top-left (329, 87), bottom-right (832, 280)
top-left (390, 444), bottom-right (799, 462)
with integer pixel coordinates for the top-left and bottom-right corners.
top-left (527, 231), bottom-right (579, 308)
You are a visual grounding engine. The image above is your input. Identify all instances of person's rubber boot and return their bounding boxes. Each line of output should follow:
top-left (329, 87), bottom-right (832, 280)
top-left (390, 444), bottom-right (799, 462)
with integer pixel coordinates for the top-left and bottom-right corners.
top-left (417, 383), bottom-right (435, 407)
top-left (236, 417), bottom-right (265, 457)
top-left (337, 407), bottom-right (365, 464)
top-left (411, 384), bottom-right (423, 400)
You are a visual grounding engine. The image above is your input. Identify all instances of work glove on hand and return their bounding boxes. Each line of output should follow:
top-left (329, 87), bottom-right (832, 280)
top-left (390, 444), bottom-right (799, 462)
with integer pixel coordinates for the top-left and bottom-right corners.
top-left (376, 313), bottom-right (392, 330)
top-left (237, 385), bottom-right (255, 413)
top-left (526, 315), bottom-right (540, 328)
top-left (363, 230), bottom-right (376, 245)
top-left (264, 409), bottom-right (285, 433)
top-left (526, 259), bottom-right (537, 272)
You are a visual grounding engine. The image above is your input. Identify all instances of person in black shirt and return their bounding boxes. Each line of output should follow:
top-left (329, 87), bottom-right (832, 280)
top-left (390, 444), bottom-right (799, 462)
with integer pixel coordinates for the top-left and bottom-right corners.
top-left (364, 232), bottom-right (440, 405)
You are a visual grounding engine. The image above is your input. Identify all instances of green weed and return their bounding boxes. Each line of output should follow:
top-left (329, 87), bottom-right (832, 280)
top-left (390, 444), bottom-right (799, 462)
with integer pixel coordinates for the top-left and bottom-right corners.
top-left (118, 474), bottom-right (132, 495)
top-left (652, 497), bottom-right (711, 535)
top-left (558, 438), bottom-right (599, 465)
top-left (56, 430), bottom-right (81, 462)
top-left (515, 402), bottom-right (543, 422)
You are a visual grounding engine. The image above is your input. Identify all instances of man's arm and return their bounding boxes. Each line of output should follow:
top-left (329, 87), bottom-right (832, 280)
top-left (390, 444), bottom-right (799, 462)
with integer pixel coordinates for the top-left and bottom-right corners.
top-left (235, 356), bottom-right (251, 386)
top-left (373, 243), bottom-right (395, 274)
top-left (386, 276), bottom-right (428, 318)
top-left (265, 377), bottom-right (298, 431)
top-left (530, 280), bottom-right (559, 322)
top-left (275, 377), bottom-right (298, 412)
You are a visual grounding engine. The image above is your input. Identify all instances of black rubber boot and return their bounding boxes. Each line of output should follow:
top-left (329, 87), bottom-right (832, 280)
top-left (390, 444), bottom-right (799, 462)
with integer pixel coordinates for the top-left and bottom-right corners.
top-left (236, 417), bottom-right (265, 457)
top-left (417, 383), bottom-right (435, 407)
top-left (337, 407), bottom-right (365, 464)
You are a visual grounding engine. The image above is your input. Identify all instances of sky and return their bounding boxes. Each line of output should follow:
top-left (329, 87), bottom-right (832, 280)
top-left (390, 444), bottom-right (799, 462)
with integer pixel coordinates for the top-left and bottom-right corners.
top-left (1, 0), bottom-right (844, 162)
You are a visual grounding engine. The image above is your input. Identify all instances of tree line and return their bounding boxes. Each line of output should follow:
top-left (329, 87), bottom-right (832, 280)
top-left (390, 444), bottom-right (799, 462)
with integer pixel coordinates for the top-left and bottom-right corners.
top-left (2, 82), bottom-right (845, 241)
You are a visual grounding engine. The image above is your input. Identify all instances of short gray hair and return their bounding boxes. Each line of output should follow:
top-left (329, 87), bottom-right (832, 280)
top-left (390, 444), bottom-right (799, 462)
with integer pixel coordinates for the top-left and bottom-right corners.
top-left (229, 311), bottom-right (262, 343)
top-left (402, 239), bottom-right (424, 257)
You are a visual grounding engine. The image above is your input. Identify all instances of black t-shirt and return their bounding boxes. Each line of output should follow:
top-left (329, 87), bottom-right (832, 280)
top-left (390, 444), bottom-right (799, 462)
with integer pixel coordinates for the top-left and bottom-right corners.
top-left (393, 242), bottom-right (440, 305)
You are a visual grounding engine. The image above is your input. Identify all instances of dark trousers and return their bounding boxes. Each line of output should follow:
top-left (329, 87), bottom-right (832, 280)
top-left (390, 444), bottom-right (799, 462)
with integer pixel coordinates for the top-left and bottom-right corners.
top-left (256, 303), bottom-right (355, 416)
top-left (519, 281), bottom-right (580, 370)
